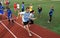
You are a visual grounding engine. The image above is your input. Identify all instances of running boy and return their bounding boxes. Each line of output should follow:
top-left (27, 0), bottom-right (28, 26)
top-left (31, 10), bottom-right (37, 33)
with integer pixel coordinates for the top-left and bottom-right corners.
top-left (0, 3), bottom-right (4, 20)
top-left (20, 7), bottom-right (32, 36)
top-left (29, 10), bottom-right (36, 25)
top-left (21, 2), bottom-right (24, 12)
top-left (6, 7), bottom-right (14, 23)
top-left (48, 5), bottom-right (54, 23)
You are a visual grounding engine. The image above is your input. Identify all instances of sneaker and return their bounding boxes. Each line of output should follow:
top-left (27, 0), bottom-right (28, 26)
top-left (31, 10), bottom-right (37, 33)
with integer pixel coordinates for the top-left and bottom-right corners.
top-left (8, 20), bottom-right (10, 23)
top-left (12, 20), bottom-right (14, 23)
top-left (29, 33), bottom-right (32, 37)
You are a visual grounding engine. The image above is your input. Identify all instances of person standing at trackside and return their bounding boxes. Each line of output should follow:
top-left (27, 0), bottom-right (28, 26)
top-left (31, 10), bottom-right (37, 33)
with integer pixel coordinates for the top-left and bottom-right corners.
top-left (21, 2), bottom-right (24, 12)
top-left (29, 4), bottom-right (33, 12)
top-left (20, 7), bottom-right (32, 36)
top-left (14, 2), bottom-right (17, 13)
top-left (17, 2), bottom-right (20, 10)
top-left (48, 5), bottom-right (54, 23)
top-left (38, 5), bottom-right (42, 17)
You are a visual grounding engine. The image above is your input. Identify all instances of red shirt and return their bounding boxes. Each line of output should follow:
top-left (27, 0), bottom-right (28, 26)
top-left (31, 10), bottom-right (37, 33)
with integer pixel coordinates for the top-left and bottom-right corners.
top-left (14, 3), bottom-right (17, 8)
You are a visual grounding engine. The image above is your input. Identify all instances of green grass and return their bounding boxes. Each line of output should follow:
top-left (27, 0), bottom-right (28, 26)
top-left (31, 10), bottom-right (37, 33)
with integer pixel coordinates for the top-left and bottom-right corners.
top-left (7, 0), bottom-right (60, 34)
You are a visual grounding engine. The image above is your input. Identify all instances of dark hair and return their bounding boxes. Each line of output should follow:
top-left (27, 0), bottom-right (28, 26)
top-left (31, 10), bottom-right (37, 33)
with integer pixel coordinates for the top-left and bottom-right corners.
top-left (26, 7), bottom-right (30, 10)
top-left (0, 3), bottom-right (2, 6)
top-left (30, 10), bottom-right (34, 13)
top-left (22, 2), bottom-right (24, 4)
top-left (6, 6), bottom-right (10, 9)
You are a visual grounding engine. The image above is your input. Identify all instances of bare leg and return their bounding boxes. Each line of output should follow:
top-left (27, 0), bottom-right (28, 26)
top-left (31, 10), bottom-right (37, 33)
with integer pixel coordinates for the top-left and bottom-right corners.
top-left (0, 15), bottom-right (2, 20)
top-left (26, 25), bottom-right (32, 36)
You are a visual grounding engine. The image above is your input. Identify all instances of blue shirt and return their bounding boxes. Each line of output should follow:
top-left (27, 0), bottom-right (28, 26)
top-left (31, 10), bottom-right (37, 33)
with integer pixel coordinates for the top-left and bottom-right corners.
top-left (49, 9), bottom-right (54, 15)
top-left (23, 12), bottom-right (30, 22)
top-left (7, 9), bottom-right (12, 16)
top-left (22, 4), bottom-right (24, 9)
top-left (0, 5), bottom-right (4, 14)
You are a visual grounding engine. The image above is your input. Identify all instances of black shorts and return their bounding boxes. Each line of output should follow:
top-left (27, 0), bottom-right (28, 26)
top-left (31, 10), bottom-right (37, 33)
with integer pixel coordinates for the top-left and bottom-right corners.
top-left (23, 21), bottom-right (29, 25)
top-left (22, 8), bottom-right (24, 12)
top-left (29, 19), bottom-right (34, 24)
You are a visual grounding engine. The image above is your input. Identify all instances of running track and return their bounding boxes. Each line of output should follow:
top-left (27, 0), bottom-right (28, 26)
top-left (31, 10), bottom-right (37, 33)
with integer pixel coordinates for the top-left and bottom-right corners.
top-left (0, 14), bottom-right (60, 38)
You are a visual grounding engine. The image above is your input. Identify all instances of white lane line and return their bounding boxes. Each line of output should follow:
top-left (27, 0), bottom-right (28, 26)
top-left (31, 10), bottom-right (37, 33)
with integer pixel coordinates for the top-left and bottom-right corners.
top-left (4, 14), bottom-right (42, 38)
top-left (0, 21), bottom-right (17, 38)
top-left (14, 21), bottom-right (42, 38)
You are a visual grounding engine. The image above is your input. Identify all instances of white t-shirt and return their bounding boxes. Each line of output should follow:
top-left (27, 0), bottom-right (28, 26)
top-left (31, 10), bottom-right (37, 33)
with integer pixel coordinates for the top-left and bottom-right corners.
top-left (30, 13), bottom-right (34, 19)
top-left (17, 4), bottom-right (20, 9)
top-left (19, 12), bottom-right (25, 22)
top-left (19, 11), bottom-right (30, 22)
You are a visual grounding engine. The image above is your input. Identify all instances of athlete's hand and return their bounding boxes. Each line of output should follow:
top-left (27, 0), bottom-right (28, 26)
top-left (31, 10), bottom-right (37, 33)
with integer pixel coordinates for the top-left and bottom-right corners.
top-left (33, 18), bottom-right (36, 20)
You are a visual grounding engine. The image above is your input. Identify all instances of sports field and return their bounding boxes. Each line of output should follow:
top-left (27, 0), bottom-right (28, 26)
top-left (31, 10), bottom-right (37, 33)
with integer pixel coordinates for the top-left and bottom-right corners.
top-left (8, 0), bottom-right (60, 34)
top-left (0, 0), bottom-right (60, 38)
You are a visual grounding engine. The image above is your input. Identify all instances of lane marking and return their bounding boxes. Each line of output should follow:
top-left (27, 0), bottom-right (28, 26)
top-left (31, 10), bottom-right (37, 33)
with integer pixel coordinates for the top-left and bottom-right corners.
top-left (14, 21), bottom-right (42, 38)
top-left (0, 21), bottom-right (17, 38)
top-left (3, 14), bottom-right (42, 38)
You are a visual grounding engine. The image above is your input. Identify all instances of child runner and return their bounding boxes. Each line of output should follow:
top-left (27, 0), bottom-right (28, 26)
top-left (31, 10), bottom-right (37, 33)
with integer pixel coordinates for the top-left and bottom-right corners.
top-left (17, 3), bottom-right (20, 10)
top-left (29, 4), bottom-right (33, 12)
top-left (29, 10), bottom-right (36, 25)
top-left (6, 7), bottom-right (14, 23)
top-left (4, 0), bottom-right (10, 5)
top-left (4, 0), bottom-right (10, 9)
top-left (38, 5), bottom-right (42, 17)
top-left (14, 2), bottom-right (17, 12)
top-left (21, 2), bottom-right (24, 12)
top-left (0, 3), bottom-right (4, 20)
top-left (48, 5), bottom-right (54, 23)
top-left (20, 7), bottom-right (32, 36)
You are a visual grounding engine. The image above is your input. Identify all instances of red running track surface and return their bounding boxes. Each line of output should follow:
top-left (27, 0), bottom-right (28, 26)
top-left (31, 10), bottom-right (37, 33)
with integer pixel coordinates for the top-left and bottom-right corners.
top-left (0, 14), bottom-right (60, 38)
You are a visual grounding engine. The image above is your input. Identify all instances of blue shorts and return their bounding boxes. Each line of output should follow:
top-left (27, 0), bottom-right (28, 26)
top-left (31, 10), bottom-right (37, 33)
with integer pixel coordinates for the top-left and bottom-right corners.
top-left (8, 14), bottom-right (12, 19)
